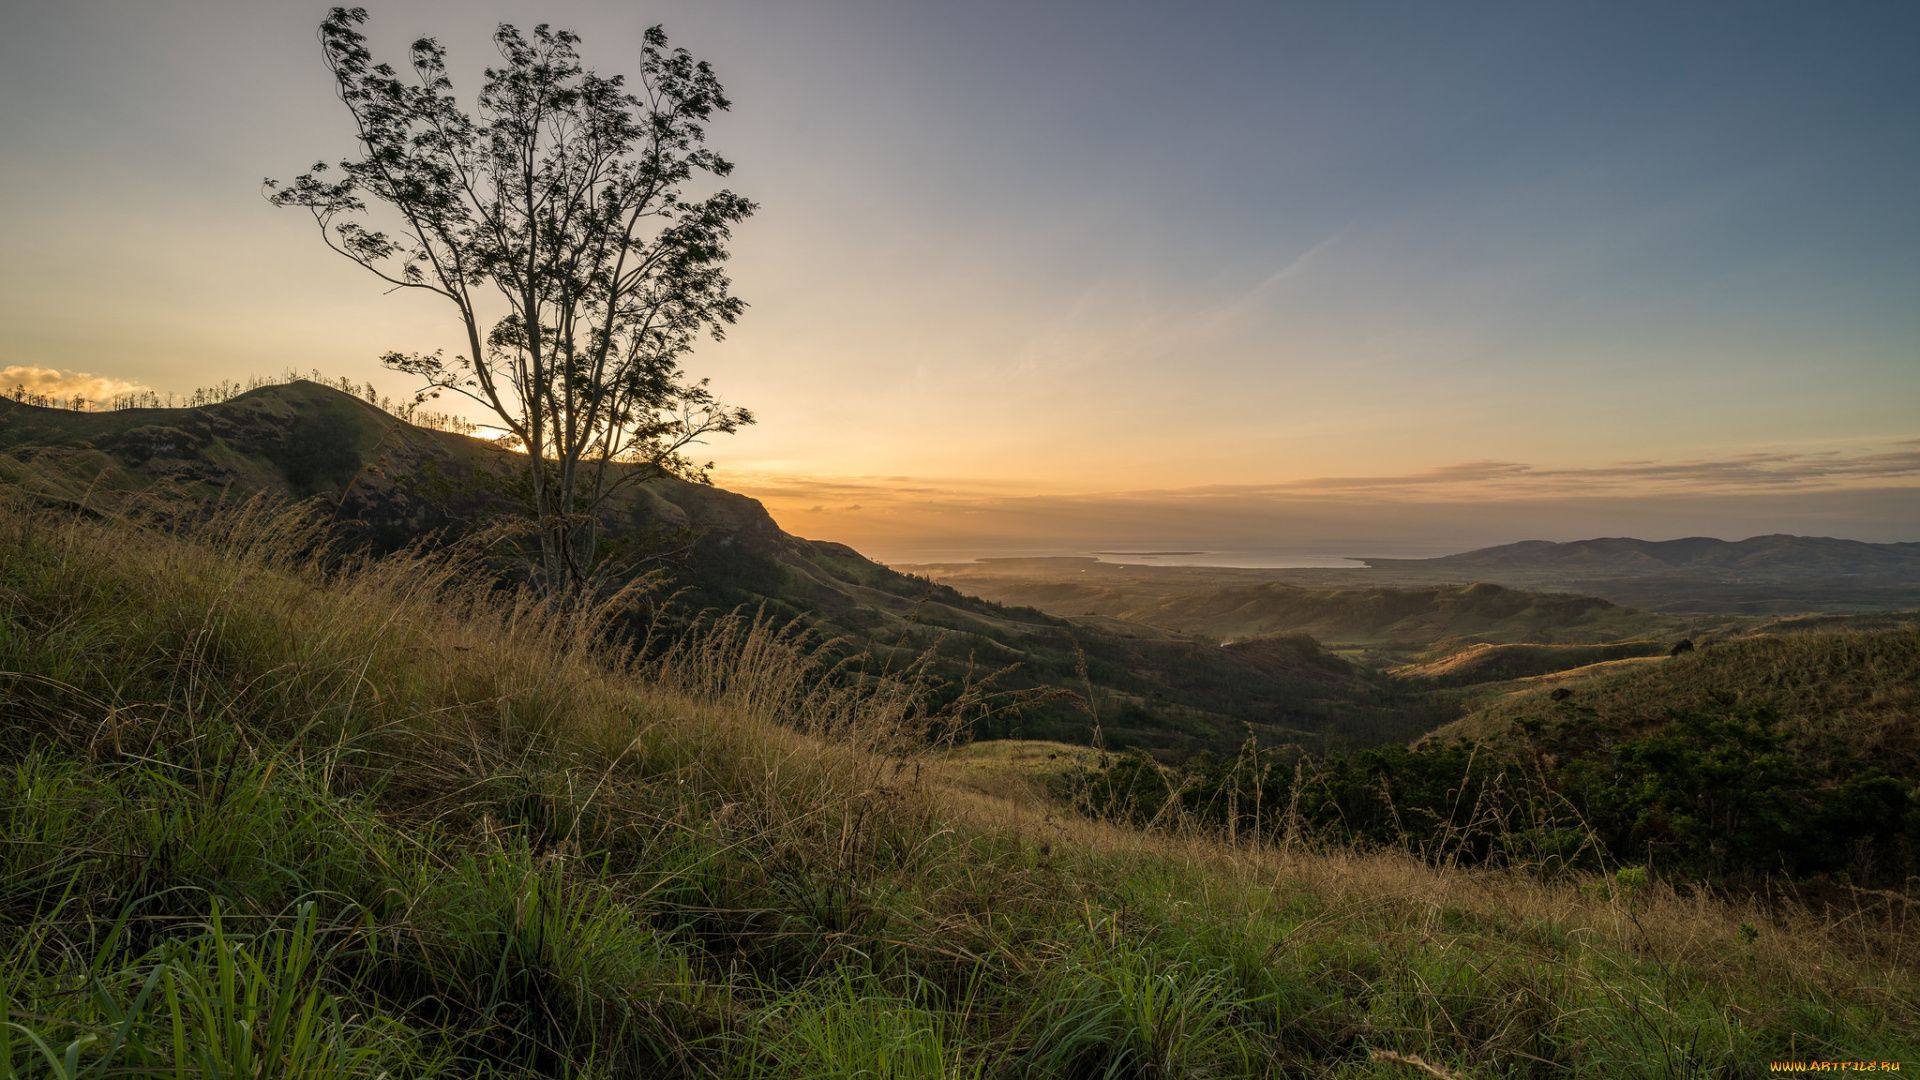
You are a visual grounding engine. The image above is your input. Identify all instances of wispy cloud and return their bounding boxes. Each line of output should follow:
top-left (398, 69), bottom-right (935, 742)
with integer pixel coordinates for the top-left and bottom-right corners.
top-left (721, 441), bottom-right (1920, 561)
top-left (1180, 447), bottom-right (1920, 498)
top-left (731, 440), bottom-right (1920, 511)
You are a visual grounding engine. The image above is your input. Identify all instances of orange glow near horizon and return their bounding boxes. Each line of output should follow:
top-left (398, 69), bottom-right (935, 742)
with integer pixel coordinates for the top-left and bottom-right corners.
top-left (3, 4), bottom-right (1917, 558)
top-left (10, 357), bottom-right (1917, 560)
top-left (721, 440), bottom-right (1920, 563)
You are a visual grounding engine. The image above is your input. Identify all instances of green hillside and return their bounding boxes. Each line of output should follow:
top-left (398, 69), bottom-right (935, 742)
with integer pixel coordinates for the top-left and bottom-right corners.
top-left (1390, 640), bottom-right (1673, 687)
top-left (1077, 621), bottom-right (1920, 895)
top-left (4, 493), bottom-right (1913, 1077)
top-left (0, 386), bottom-right (1444, 756)
top-left (1426, 627), bottom-right (1920, 770)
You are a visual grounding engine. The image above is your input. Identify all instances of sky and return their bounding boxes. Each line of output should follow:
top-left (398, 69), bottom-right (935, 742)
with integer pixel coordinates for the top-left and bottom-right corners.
top-left (2, 0), bottom-right (1916, 561)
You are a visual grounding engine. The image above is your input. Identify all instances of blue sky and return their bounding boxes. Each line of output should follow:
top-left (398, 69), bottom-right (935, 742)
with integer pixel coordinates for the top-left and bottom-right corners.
top-left (2, 1), bottom-right (1915, 556)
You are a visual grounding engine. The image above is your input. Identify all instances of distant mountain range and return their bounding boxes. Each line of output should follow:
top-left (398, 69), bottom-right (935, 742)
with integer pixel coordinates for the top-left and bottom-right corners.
top-left (1361, 535), bottom-right (1920, 580)
top-left (912, 530), bottom-right (1920, 624)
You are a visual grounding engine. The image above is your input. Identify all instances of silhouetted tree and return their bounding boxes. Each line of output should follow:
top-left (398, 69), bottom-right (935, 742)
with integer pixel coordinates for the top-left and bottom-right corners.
top-left (270, 7), bottom-right (754, 590)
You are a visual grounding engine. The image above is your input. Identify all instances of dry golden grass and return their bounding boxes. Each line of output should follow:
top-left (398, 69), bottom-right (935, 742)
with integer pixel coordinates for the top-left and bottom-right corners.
top-left (938, 745), bottom-right (1919, 1018)
top-left (0, 492), bottom-right (952, 872)
top-left (933, 739), bottom-right (1107, 805)
top-left (7, 491), bottom-right (1917, 1076)
top-left (94, 494), bottom-right (1910, 1016)
top-left (1503, 654), bottom-right (1668, 685)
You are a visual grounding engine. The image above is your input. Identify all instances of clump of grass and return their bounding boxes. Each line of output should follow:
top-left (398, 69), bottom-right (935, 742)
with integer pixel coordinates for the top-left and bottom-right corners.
top-left (2, 492), bottom-right (1916, 1078)
top-left (1014, 922), bottom-right (1255, 1078)
top-left (1, 913), bottom-right (420, 1080)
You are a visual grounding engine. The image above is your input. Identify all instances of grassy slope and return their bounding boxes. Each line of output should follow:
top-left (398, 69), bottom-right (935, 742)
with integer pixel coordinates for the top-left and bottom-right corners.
top-left (2, 498), bottom-right (1915, 1078)
top-left (1391, 641), bottom-right (1673, 687)
top-left (1425, 629), bottom-right (1920, 773)
top-left (0, 388), bottom-right (1448, 756)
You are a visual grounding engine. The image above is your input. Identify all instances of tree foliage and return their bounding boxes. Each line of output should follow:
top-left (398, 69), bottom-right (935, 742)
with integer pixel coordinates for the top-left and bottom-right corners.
top-left (269, 7), bottom-right (755, 589)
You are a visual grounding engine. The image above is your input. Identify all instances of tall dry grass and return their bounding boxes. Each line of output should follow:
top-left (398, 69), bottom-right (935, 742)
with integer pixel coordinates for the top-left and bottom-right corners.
top-left (0, 489), bottom-right (972, 894)
top-left (950, 743), bottom-right (1920, 1024)
top-left (4, 490), bottom-right (1916, 1077)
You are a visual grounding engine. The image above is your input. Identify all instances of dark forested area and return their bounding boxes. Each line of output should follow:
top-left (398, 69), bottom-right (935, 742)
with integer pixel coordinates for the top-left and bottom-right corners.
top-left (1083, 691), bottom-right (1920, 886)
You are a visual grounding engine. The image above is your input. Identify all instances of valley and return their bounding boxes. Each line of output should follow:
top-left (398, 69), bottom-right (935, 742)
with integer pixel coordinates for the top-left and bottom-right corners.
top-left (6, 381), bottom-right (1913, 765)
top-left (5, 382), bottom-right (1919, 1075)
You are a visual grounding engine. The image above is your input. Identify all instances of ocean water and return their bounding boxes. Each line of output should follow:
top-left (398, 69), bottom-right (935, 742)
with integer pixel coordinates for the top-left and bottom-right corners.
top-left (1080, 549), bottom-right (1368, 568)
top-left (878, 542), bottom-right (1461, 569)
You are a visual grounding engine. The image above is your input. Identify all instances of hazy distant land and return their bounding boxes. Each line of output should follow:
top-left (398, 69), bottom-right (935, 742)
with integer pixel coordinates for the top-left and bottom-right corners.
top-left (900, 532), bottom-right (1920, 616)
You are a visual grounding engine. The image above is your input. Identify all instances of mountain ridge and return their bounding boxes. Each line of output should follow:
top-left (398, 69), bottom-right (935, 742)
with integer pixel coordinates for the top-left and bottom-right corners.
top-left (1359, 534), bottom-right (1920, 576)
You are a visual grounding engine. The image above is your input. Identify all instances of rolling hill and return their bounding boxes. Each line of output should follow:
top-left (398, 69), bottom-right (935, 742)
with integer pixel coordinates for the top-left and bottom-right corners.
top-left (1354, 535), bottom-right (1920, 612)
top-left (901, 556), bottom-right (1714, 664)
top-left (0, 384), bottom-right (1445, 755)
top-left (1389, 640), bottom-right (1673, 687)
top-left (1422, 625), bottom-right (1920, 773)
